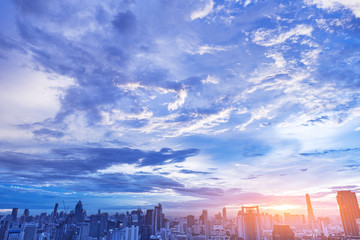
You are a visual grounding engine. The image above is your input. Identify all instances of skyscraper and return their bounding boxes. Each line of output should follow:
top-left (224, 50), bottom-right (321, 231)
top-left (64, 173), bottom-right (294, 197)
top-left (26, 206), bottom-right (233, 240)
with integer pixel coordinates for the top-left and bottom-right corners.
top-left (187, 215), bottom-right (195, 228)
top-left (337, 191), bottom-right (360, 236)
top-left (223, 207), bottom-right (227, 222)
top-left (11, 208), bottom-right (18, 223)
top-left (75, 200), bottom-right (84, 223)
top-left (305, 194), bottom-right (315, 223)
top-left (237, 206), bottom-right (263, 240)
top-left (154, 204), bottom-right (163, 233)
top-left (53, 203), bottom-right (58, 223)
top-left (199, 210), bottom-right (208, 225)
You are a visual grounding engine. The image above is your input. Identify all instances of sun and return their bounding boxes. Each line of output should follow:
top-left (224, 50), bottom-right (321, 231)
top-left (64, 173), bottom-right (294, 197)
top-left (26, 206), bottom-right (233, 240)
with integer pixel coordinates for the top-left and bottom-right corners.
top-left (268, 204), bottom-right (299, 211)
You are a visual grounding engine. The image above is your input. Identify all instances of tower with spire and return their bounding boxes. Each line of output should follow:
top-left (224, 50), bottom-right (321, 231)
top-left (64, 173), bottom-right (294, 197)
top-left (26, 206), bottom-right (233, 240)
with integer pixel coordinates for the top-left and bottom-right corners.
top-left (75, 200), bottom-right (84, 223)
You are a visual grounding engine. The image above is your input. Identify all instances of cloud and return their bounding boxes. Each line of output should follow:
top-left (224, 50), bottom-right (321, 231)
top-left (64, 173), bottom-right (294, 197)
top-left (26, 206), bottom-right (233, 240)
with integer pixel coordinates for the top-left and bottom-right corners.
top-left (168, 89), bottom-right (188, 111)
top-left (179, 169), bottom-right (211, 175)
top-left (252, 24), bottom-right (313, 47)
top-left (299, 148), bottom-right (360, 156)
top-left (190, 0), bottom-right (214, 21)
top-left (0, 147), bottom-right (199, 175)
top-left (112, 11), bottom-right (137, 34)
top-left (305, 0), bottom-right (360, 18)
top-left (32, 128), bottom-right (65, 138)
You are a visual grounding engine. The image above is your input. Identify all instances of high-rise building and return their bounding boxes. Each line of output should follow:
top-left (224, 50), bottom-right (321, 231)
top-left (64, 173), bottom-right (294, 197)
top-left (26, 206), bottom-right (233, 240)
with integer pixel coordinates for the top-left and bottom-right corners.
top-left (305, 194), bottom-right (315, 223)
top-left (145, 209), bottom-right (155, 234)
top-left (78, 223), bottom-right (90, 240)
top-left (237, 206), bottom-right (263, 240)
top-left (187, 215), bottom-right (195, 228)
top-left (53, 203), bottom-right (58, 223)
top-left (11, 208), bottom-right (18, 223)
top-left (337, 191), bottom-right (360, 236)
top-left (75, 200), bottom-right (84, 223)
top-left (272, 225), bottom-right (294, 240)
top-left (154, 204), bottom-right (163, 233)
top-left (223, 207), bottom-right (227, 222)
top-left (199, 210), bottom-right (208, 225)
top-left (21, 224), bottom-right (37, 240)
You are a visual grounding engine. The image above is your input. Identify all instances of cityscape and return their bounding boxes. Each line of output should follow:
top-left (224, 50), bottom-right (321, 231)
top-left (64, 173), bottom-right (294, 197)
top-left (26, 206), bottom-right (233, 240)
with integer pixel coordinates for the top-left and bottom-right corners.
top-left (1, 1), bottom-right (360, 240)
top-left (1, 191), bottom-right (360, 240)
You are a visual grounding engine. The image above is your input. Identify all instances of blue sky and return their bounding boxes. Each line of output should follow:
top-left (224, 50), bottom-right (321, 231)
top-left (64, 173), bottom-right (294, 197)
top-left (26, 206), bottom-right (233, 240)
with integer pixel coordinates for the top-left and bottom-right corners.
top-left (0, 0), bottom-right (360, 216)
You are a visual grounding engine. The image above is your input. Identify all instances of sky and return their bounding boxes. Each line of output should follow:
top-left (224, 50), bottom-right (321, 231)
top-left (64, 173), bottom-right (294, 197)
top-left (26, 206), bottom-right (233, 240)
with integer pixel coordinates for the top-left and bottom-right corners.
top-left (0, 0), bottom-right (360, 217)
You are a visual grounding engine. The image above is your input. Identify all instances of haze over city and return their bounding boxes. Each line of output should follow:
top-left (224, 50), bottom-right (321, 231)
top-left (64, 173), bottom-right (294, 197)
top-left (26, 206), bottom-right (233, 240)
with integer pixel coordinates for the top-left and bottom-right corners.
top-left (0, 0), bottom-right (360, 224)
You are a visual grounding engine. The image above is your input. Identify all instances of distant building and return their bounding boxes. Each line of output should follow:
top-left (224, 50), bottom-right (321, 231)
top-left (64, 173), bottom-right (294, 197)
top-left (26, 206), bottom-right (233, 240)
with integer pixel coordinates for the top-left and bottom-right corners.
top-left (154, 204), bottom-right (163, 233)
top-left (187, 215), bottom-right (195, 228)
top-left (21, 223), bottom-right (37, 240)
top-left (237, 206), bottom-right (262, 240)
top-left (78, 222), bottom-right (90, 240)
top-left (75, 200), bottom-right (84, 223)
top-left (223, 207), bottom-right (227, 222)
top-left (199, 210), bottom-right (208, 226)
top-left (11, 208), bottom-right (18, 223)
top-left (272, 225), bottom-right (294, 240)
top-left (145, 209), bottom-right (155, 235)
top-left (337, 191), bottom-right (360, 237)
top-left (306, 194), bottom-right (315, 223)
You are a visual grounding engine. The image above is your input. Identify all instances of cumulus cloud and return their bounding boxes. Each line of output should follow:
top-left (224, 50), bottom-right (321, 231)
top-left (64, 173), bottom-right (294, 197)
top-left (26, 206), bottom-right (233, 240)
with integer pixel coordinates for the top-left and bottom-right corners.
top-left (190, 0), bottom-right (214, 21)
top-left (252, 24), bottom-right (313, 47)
top-left (305, 0), bottom-right (360, 18)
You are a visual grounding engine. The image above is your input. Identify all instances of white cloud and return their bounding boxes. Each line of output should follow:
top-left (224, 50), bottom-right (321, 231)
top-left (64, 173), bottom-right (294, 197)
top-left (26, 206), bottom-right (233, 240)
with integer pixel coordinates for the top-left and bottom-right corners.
top-left (190, 0), bottom-right (214, 21)
top-left (266, 52), bottom-right (287, 68)
top-left (252, 24), bottom-right (313, 47)
top-left (168, 89), bottom-right (188, 111)
top-left (177, 38), bottom-right (232, 56)
top-left (197, 44), bottom-right (229, 55)
top-left (305, 0), bottom-right (360, 18)
top-left (202, 75), bottom-right (219, 84)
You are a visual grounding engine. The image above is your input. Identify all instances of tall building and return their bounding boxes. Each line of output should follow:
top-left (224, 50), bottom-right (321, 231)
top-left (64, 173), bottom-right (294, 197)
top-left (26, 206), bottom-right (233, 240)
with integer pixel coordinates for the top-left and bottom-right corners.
top-left (53, 203), bottom-right (58, 223)
top-left (78, 223), bottom-right (90, 240)
top-left (75, 200), bottom-right (84, 223)
top-left (237, 206), bottom-right (262, 240)
top-left (154, 204), bottom-right (163, 233)
top-left (223, 207), bottom-right (227, 222)
top-left (305, 194), bottom-right (315, 223)
top-left (11, 208), bottom-right (18, 223)
top-left (272, 225), bottom-right (294, 240)
top-left (21, 224), bottom-right (37, 240)
top-left (200, 210), bottom-right (208, 225)
top-left (145, 209), bottom-right (155, 235)
top-left (187, 215), bottom-right (195, 228)
top-left (337, 191), bottom-right (360, 236)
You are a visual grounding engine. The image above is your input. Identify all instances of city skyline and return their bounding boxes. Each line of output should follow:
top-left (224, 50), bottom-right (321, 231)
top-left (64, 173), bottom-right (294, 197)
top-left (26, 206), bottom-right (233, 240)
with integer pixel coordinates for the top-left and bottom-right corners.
top-left (1, 192), bottom-right (356, 239)
top-left (0, 193), bottom-right (352, 218)
top-left (1, 0), bottom-right (360, 217)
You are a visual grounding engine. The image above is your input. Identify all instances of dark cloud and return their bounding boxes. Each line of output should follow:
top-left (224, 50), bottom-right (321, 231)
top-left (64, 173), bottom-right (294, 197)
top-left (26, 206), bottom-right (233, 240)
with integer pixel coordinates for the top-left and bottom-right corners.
top-left (179, 169), bottom-right (211, 175)
top-left (112, 11), bottom-right (137, 35)
top-left (174, 187), bottom-right (225, 197)
top-left (0, 146), bottom-right (198, 194)
top-left (0, 147), bottom-right (199, 175)
top-left (307, 116), bottom-right (329, 124)
top-left (68, 173), bottom-right (184, 193)
top-left (32, 128), bottom-right (65, 138)
top-left (241, 174), bottom-right (261, 180)
top-left (300, 148), bottom-right (360, 156)
top-left (299, 168), bottom-right (308, 172)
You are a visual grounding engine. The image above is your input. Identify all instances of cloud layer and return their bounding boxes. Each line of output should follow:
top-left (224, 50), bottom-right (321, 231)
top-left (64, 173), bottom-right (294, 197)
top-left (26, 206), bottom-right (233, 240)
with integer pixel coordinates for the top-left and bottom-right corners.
top-left (0, 0), bottom-right (360, 214)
